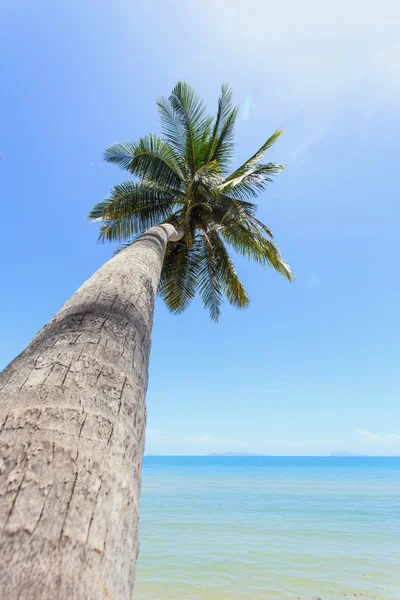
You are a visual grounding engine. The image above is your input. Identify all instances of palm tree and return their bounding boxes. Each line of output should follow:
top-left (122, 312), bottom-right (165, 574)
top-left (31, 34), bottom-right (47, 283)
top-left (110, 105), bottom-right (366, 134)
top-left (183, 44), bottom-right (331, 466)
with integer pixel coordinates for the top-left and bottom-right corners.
top-left (90, 82), bottom-right (291, 321)
top-left (0, 82), bottom-right (291, 600)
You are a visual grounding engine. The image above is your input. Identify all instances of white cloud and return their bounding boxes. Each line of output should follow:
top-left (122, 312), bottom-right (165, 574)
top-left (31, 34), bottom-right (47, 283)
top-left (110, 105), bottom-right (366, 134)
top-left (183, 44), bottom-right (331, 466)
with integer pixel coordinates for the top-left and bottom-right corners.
top-left (354, 428), bottom-right (381, 441)
top-left (144, 427), bottom-right (400, 456)
top-left (354, 429), bottom-right (400, 453)
top-left (193, 0), bottom-right (399, 100)
top-left (182, 0), bottom-right (400, 161)
top-left (145, 428), bottom-right (347, 456)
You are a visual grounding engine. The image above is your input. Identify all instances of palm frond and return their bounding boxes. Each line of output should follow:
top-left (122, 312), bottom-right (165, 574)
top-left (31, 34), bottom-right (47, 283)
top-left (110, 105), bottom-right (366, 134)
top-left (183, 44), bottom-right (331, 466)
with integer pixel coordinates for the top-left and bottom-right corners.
top-left (111, 209), bottom-right (186, 254)
top-left (205, 84), bottom-right (238, 173)
top-left (88, 181), bottom-right (178, 222)
top-left (207, 84), bottom-right (238, 169)
top-left (169, 81), bottom-right (213, 172)
top-left (210, 84), bottom-right (234, 143)
top-left (219, 162), bottom-right (284, 200)
top-left (220, 220), bottom-right (292, 281)
top-left (189, 161), bottom-right (222, 198)
top-left (104, 135), bottom-right (184, 189)
top-left (97, 212), bottom-right (167, 243)
top-left (210, 194), bottom-right (258, 225)
top-left (89, 200), bottom-right (109, 222)
top-left (157, 96), bottom-right (187, 164)
top-left (246, 215), bottom-right (274, 238)
top-left (159, 236), bottom-right (202, 314)
top-left (97, 83), bottom-right (291, 320)
top-left (208, 229), bottom-right (249, 308)
top-left (91, 182), bottom-right (178, 243)
top-left (224, 128), bottom-right (284, 184)
top-left (198, 231), bottom-right (223, 321)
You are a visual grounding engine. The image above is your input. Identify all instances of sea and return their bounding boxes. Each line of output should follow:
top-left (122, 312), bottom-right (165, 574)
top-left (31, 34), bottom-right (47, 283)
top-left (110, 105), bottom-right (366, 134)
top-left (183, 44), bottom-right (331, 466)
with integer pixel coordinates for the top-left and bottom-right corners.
top-left (133, 456), bottom-right (400, 600)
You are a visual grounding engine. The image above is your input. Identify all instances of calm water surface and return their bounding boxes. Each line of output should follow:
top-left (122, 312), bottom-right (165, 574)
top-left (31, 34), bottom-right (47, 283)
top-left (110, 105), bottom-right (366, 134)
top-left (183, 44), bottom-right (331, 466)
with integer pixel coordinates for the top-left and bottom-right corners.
top-left (134, 457), bottom-right (400, 599)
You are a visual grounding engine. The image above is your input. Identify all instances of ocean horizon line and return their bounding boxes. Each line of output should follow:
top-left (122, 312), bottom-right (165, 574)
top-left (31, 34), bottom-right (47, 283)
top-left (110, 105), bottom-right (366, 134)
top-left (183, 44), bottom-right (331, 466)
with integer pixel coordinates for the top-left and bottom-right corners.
top-left (143, 453), bottom-right (400, 458)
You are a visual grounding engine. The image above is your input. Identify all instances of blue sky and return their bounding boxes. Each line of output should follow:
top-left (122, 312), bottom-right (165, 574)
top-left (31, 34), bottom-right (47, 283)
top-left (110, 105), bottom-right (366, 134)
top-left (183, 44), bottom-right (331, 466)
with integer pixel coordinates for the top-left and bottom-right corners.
top-left (1, 0), bottom-right (399, 455)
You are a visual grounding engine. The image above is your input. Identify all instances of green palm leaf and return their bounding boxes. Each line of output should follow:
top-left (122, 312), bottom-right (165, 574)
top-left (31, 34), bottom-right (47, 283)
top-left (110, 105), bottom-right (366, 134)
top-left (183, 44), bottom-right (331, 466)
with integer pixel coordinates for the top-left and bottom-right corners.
top-left (104, 135), bottom-right (184, 189)
top-left (208, 229), bottom-right (249, 309)
top-left (209, 107), bottom-right (239, 173)
top-left (208, 85), bottom-right (239, 172)
top-left (210, 84), bottom-right (234, 146)
top-left (198, 231), bottom-right (223, 322)
top-left (157, 96), bottom-right (188, 168)
top-left (91, 82), bottom-right (292, 321)
top-left (89, 181), bottom-right (179, 221)
top-left (224, 128), bottom-right (284, 184)
top-left (219, 162), bottom-right (284, 200)
top-left (220, 221), bottom-right (292, 280)
top-left (159, 236), bottom-right (203, 314)
top-left (90, 182), bottom-right (179, 242)
top-left (168, 82), bottom-right (213, 172)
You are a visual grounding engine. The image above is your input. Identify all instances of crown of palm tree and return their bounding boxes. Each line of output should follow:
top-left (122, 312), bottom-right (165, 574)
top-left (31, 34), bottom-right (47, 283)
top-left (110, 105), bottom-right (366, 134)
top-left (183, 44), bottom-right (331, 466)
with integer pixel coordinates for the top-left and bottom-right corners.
top-left (89, 82), bottom-right (292, 321)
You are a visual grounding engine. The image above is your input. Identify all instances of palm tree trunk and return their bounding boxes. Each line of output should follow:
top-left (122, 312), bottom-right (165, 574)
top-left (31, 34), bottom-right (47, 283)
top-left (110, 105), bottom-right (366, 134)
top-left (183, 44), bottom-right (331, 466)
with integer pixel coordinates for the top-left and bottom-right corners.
top-left (0, 223), bottom-right (180, 600)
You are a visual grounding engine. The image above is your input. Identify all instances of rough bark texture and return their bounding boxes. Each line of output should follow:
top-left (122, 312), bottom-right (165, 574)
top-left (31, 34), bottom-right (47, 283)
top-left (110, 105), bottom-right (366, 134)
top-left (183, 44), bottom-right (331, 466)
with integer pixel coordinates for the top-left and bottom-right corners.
top-left (0, 224), bottom-right (176, 599)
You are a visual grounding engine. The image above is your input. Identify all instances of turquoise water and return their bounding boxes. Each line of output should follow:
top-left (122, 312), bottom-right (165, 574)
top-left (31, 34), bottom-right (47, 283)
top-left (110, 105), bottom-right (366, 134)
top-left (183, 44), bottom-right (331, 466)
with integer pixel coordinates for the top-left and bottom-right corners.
top-left (134, 457), bottom-right (400, 599)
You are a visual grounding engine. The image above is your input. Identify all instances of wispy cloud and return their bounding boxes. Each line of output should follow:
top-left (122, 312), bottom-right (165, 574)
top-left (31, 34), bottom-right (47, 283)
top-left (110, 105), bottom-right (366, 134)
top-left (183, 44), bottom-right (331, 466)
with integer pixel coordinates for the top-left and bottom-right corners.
top-left (145, 427), bottom-right (400, 456)
top-left (354, 429), bottom-right (379, 441)
top-left (189, 0), bottom-right (400, 157)
top-left (354, 428), bottom-right (400, 452)
top-left (145, 428), bottom-right (347, 455)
